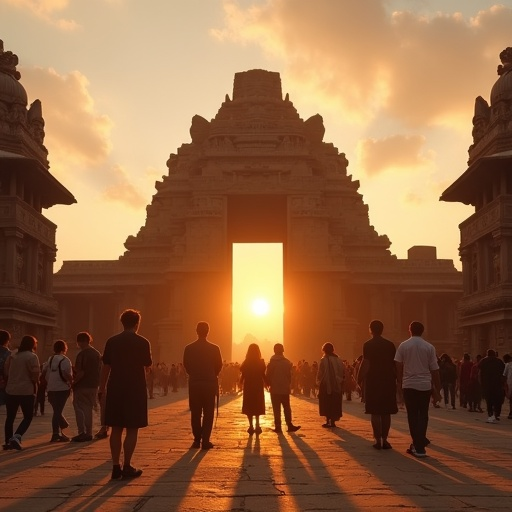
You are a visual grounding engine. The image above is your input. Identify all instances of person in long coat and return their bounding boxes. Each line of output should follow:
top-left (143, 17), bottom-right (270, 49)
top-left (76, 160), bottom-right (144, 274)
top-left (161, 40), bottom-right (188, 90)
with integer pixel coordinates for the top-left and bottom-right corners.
top-left (316, 342), bottom-right (344, 428)
top-left (358, 320), bottom-right (398, 449)
top-left (99, 309), bottom-right (152, 480)
top-left (239, 343), bottom-right (266, 435)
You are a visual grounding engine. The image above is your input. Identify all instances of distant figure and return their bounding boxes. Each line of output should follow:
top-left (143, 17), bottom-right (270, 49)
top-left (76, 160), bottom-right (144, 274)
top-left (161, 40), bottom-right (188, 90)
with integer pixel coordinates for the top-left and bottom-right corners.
top-left (459, 353), bottom-right (473, 409)
top-left (503, 354), bottom-right (512, 419)
top-left (183, 322), bottom-right (223, 450)
top-left (239, 343), bottom-right (266, 435)
top-left (265, 343), bottom-right (301, 434)
top-left (0, 330), bottom-right (12, 407)
top-left (439, 353), bottom-right (457, 410)
top-left (45, 340), bottom-right (73, 443)
top-left (72, 331), bottom-right (101, 442)
top-left (316, 342), bottom-right (344, 428)
top-left (3, 335), bottom-right (40, 450)
top-left (478, 349), bottom-right (505, 423)
top-left (358, 320), bottom-right (398, 450)
top-left (99, 309), bottom-right (152, 480)
top-left (395, 321), bottom-right (441, 458)
top-left (34, 364), bottom-right (47, 416)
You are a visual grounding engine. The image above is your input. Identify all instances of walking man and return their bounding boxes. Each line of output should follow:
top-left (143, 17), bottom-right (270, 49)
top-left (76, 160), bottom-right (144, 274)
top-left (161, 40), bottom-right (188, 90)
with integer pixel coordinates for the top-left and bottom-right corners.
top-left (72, 332), bottom-right (101, 442)
top-left (395, 321), bottom-right (441, 458)
top-left (99, 309), bottom-right (152, 480)
top-left (265, 343), bottom-right (301, 434)
top-left (479, 349), bottom-right (505, 423)
top-left (183, 322), bottom-right (222, 450)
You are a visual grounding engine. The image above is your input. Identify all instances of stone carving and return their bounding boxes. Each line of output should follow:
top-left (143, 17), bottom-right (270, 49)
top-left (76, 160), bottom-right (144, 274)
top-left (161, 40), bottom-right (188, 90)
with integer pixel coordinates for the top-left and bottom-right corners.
top-left (16, 239), bottom-right (24, 285)
top-left (0, 40), bottom-right (21, 81)
top-left (190, 115), bottom-right (210, 144)
top-left (304, 114), bottom-right (325, 143)
top-left (497, 47), bottom-right (512, 76)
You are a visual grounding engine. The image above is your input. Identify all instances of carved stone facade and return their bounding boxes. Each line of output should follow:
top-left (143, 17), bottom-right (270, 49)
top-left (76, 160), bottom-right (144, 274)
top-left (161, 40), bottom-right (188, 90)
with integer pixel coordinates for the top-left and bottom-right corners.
top-left (54, 69), bottom-right (461, 363)
top-left (0, 41), bottom-right (75, 352)
top-left (442, 47), bottom-right (512, 357)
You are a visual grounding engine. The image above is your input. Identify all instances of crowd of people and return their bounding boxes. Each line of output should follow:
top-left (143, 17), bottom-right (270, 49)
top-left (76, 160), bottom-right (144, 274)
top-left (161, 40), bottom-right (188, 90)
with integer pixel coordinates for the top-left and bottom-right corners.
top-left (1, 314), bottom-right (511, 480)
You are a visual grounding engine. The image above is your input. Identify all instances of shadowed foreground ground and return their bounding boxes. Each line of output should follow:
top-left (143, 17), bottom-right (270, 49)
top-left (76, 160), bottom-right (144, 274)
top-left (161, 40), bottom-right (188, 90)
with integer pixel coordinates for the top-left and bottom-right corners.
top-left (0, 389), bottom-right (511, 511)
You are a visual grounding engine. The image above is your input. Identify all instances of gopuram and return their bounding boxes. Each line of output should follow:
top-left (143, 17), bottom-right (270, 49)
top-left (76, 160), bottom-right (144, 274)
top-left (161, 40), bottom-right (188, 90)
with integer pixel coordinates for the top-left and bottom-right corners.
top-left (442, 47), bottom-right (512, 357)
top-left (0, 40), bottom-right (75, 350)
top-left (54, 69), bottom-right (461, 363)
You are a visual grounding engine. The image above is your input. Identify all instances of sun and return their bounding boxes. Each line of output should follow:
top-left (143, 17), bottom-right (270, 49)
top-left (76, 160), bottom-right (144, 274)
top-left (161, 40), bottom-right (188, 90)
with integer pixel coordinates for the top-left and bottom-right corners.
top-left (251, 298), bottom-right (270, 316)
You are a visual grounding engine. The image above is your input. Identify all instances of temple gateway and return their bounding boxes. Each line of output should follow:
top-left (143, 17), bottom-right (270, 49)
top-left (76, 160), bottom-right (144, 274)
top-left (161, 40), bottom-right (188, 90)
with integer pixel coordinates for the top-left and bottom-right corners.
top-left (52, 69), bottom-right (461, 363)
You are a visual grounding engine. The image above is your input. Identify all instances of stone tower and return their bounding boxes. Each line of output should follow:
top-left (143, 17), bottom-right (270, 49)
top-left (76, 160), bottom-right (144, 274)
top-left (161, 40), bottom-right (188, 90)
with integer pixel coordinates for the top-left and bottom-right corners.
top-left (441, 47), bottom-right (512, 356)
top-left (55, 69), bottom-right (461, 363)
top-left (0, 40), bottom-right (75, 349)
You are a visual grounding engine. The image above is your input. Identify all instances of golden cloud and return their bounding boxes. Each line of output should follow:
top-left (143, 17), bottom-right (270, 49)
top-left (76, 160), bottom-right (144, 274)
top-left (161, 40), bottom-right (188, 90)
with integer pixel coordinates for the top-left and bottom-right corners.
top-left (20, 66), bottom-right (113, 170)
top-left (357, 134), bottom-right (431, 176)
top-left (214, 0), bottom-right (511, 129)
top-left (102, 165), bottom-right (147, 209)
top-left (2, 0), bottom-right (78, 30)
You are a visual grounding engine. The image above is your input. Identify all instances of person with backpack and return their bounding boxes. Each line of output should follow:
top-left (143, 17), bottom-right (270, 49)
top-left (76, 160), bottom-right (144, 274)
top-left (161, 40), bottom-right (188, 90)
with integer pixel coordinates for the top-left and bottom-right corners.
top-left (44, 340), bottom-right (73, 442)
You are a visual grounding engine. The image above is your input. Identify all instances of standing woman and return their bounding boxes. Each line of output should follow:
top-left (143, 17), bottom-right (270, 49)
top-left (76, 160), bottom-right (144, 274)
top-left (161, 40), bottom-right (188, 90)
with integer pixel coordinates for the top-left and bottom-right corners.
top-left (45, 340), bottom-right (73, 442)
top-left (240, 343), bottom-right (266, 435)
top-left (316, 342), bottom-right (344, 428)
top-left (357, 320), bottom-right (398, 449)
top-left (3, 335), bottom-right (40, 450)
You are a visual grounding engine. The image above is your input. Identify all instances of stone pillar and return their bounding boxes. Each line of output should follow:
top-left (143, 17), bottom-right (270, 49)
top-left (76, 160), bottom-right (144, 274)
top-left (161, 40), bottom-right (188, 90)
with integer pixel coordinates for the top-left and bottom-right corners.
top-left (4, 229), bottom-right (23, 285)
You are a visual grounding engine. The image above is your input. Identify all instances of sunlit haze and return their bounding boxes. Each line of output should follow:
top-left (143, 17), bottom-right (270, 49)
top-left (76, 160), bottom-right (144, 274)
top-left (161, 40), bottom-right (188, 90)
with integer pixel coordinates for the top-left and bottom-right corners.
top-left (1, 1), bottom-right (509, 273)
top-left (232, 244), bottom-right (283, 362)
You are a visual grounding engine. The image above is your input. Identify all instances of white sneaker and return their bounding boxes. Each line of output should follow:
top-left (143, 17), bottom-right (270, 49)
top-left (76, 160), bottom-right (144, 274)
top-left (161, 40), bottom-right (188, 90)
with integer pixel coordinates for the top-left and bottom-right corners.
top-left (486, 415), bottom-right (496, 423)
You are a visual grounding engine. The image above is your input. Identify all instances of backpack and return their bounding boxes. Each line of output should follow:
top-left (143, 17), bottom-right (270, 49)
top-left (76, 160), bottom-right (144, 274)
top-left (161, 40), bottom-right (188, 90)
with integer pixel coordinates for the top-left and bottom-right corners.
top-left (45, 356), bottom-right (67, 384)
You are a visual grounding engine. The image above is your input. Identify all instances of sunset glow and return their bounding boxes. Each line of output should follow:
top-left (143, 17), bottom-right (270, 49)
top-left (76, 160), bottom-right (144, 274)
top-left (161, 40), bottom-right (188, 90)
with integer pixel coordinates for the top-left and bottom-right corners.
top-left (232, 243), bottom-right (283, 361)
top-left (251, 298), bottom-right (270, 316)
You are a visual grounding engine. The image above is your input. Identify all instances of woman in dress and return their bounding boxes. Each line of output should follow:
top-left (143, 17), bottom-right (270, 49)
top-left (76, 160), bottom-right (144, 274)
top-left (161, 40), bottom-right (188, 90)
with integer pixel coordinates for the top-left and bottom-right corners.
top-left (316, 342), bottom-right (344, 428)
top-left (239, 343), bottom-right (266, 435)
top-left (357, 320), bottom-right (398, 449)
top-left (45, 340), bottom-right (73, 442)
top-left (4, 335), bottom-right (40, 450)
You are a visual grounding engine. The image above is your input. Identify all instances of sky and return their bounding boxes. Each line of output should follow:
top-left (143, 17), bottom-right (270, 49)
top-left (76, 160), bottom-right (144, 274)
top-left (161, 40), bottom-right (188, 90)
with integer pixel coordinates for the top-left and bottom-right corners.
top-left (1, 0), bottom-right (511, 344)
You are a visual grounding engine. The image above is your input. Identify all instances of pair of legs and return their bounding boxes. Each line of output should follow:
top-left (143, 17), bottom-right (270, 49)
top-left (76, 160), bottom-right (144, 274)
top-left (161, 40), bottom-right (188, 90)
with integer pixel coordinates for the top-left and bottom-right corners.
top-left (270, 393), bottom-right (293, 432)
top-left (110, 426), bottom-right (138, 467)
top-left (246, 415), bottom-right (261, 434)
top-left (403, 388), bottom-right (431, 454)
top-left (483, 387), bottom-right (503, 419)
top-left (442, 382), bottom-right (456, 408)
top-left (370, 414), bottom-right (391, 448)
top-left (73, 387), bottom-right (97, 437)
top-left (4, 394), bottom-right (34, 444)
top-left (189, 382), bottom-right (216, 447)
top-left (47, 389), bottom-right (70, 438)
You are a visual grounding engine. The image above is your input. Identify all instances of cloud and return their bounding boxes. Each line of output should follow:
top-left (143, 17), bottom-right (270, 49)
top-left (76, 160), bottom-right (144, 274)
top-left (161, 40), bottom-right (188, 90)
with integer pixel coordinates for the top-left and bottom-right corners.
top-left (357, 134), bottom-right (431, 175)
top-left (20, 66), bottom-right (113, 172)
top-left (214, 0), bottom-right (512, 129)
top-left (2, 0), bottom-right (78, 30)
top-left (102, 165), bottom-right (147, 209)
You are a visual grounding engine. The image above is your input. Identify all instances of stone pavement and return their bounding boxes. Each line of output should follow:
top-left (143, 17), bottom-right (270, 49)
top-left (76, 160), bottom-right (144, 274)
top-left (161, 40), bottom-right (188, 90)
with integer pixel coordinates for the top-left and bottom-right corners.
top-left (0, 390), bottom-right (511, 512)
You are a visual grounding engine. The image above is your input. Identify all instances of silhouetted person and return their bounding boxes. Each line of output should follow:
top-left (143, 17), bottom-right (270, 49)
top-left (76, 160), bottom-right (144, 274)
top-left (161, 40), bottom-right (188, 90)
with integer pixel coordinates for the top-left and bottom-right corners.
top-left (183, 321), bottom-right (222, 450)
top-left (395, 321), bottom-right (441, 458)
top-left (72, 331), bottom-right (101, 442)
top-left (99, 309), bottom-right (152, 480)
top-left (479, 349), bottom-right (505, 423)
top-left (316, 342), bottom-right (344, 428)
top-left (265, 343), bottom-right (301, 434)
top-left (240, 343), bottom-right (266, 435)
top-left (358, 320), bottom-right (397, 449)
top-left (45, 340), bottom-right (73, 443)
top-left (3, 335), bottom-right (40, 450)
